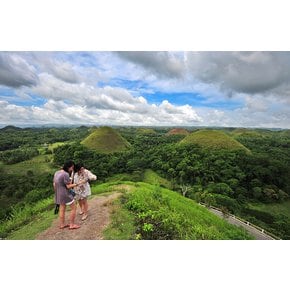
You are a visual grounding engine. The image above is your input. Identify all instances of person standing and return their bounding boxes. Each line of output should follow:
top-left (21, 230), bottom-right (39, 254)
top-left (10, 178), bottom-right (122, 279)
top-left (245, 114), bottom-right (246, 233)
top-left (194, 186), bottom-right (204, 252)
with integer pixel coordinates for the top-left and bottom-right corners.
top-left (74, 163), bottom-right (97, 221)
top-left (53, 160), bottom-right (81, 230)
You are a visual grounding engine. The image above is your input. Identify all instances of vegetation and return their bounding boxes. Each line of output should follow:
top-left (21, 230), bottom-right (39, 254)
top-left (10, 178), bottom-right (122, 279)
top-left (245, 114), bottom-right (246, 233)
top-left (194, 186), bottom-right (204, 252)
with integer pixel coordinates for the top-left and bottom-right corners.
top-left (180, 129), bottom-right (251, 153)
top-left (81, 126), bottom-right (131, 153)
top-left (104, 182), bottom-right (252, 239)
top-left (1, 125), bottom-right (290, 239)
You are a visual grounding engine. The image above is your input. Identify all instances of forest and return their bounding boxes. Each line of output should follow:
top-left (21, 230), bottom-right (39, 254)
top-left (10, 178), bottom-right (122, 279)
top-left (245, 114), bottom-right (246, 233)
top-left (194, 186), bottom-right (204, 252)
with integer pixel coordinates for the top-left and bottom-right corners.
top-left (0, 125), bottom-right (290, 239)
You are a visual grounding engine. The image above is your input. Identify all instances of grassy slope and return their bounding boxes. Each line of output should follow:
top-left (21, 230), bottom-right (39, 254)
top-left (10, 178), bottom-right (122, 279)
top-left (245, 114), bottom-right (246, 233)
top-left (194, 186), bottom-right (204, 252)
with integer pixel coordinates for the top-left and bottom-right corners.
top-left (180, 129), bottom-right (251, 152)
top-left (248, 201), bottom-right (290, 219)
top-left (81, 126), bottom-right (131, 153)
top-left (104, 182), bottom-right (253, 240)
top-left (2, 154), bottom-right (56, 175)
top-left (3, 180), bottom-right (252, 240)
top-left (143, 169), bottom-right (171, 189)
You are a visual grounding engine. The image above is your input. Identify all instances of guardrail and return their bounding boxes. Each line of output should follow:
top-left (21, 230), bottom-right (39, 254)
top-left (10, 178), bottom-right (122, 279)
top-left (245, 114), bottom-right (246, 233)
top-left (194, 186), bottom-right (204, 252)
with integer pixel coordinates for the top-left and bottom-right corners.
top-left (199, 202), bottom-right (280, 240)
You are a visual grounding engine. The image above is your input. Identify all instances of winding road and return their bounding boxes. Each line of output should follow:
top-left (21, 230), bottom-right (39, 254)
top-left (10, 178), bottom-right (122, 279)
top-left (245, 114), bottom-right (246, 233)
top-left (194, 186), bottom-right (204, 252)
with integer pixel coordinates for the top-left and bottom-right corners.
top-left (207, 207), bottom-right (276, 240)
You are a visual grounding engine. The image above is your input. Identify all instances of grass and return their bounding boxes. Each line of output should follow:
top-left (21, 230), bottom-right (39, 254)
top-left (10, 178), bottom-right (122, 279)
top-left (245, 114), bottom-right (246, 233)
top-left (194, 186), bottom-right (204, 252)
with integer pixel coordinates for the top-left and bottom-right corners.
top-left (81, 126), bottom-right (131, 153)
top-left (103, 199), bottom-right (135, 240)
top-left (7, 210), bottom-right (55, 240)
top-left (0, 197), bottom-right (55, 239)
top-left (143, 169), bottom-right (171, 189)
top-left (104, 182), bottom-right (253, 240)
top-left (248, 200), bottom-right (290, 219)
top-left (48, 142), bottom-right (66, 152)
top-left (2, 154), bottom-right (56, 175)
top-left (180, 129), bottom-right (251, 153)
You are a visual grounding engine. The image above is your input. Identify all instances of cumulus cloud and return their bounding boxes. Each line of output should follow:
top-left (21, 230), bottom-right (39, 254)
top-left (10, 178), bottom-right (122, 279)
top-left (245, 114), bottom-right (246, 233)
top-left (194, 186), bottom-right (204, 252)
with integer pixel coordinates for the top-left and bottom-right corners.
top-left (116, 51), bottom-right (185, 79)
top-left (0, 53), bottom-right (38, 87)
top-left (186, 51), bottom-right (290, 97)
top-left (30, 52), bottom-right (80, 83)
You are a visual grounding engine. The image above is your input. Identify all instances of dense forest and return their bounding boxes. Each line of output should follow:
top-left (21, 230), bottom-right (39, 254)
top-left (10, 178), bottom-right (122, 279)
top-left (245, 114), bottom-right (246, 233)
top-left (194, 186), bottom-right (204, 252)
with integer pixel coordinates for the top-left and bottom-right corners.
top-left (0, 125), bottom-right (290, 238)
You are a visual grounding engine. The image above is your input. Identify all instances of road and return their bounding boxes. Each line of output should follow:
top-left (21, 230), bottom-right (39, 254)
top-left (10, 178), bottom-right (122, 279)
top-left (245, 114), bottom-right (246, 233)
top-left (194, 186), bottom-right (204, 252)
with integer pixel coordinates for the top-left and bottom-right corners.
top-left (207, 207), bottom-right (275, 240)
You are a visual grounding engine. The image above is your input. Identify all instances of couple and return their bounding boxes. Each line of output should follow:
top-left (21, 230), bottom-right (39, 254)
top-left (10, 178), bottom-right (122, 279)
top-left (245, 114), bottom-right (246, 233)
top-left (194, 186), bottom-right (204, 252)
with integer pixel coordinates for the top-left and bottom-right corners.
top-left (53, 160), bottom-right (97, 230)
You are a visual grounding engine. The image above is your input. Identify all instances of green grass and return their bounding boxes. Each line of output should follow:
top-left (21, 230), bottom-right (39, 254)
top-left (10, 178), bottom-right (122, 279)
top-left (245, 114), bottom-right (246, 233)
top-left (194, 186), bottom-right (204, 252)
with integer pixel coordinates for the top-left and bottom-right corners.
top-left (143, 169), bottom-right (171, 189)
top-left (81, 126), bottom-right (131, 153)
top-left (0, 197), bottom-right (55, 239)
top-left (103, 199), bottom-right (135, 240)
top-left (105, 182), bottom-right (253, 240)
top-left (248, 200), bottom-right (290, 219)
top-left (7, 210), bottom-right (55, 240)
top-left (2, 154), bottom-right (56, 175)
top-left (180, 130), bottom-right (251, 153)
top-left (48, 142), bottom-right (66, 152)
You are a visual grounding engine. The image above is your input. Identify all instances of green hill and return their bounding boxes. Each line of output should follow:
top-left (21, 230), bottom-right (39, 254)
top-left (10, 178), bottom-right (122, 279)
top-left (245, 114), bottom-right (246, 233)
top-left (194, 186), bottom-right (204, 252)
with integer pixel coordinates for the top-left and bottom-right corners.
top-left (103, 182), bottom-right (253, 240)
top-left (180, 129), bottom-right (251, 152)
top-left (231, 128), bottom-right (264, 138)
top-left (81, 126), bottom-right (131, 153)
top-left (137, 128), bottom-right (156, 134)
top-left (166, 128), bottom-right (190, 136)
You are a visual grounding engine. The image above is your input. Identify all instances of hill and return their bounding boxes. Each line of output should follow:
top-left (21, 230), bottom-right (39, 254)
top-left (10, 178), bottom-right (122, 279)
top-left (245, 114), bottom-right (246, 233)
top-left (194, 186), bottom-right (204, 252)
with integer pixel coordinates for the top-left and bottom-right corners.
top-left (166, 128), bottom-right (190, 136)
top-left (137, 128), bottom-right (156, 134)
top-left (0, 125), bottom-right (22, 131)
top-left (81, 126), bottom-right (131, 153)
top-left (2, 181), bottom-right (253, 240)
top-left (180, 129), bottom-right (251, 152)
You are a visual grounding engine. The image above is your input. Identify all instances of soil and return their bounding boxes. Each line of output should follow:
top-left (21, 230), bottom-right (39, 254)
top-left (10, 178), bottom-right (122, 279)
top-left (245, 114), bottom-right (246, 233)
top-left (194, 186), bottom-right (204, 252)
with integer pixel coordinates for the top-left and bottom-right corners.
top-left (36, 192), bottom-right (122, 240)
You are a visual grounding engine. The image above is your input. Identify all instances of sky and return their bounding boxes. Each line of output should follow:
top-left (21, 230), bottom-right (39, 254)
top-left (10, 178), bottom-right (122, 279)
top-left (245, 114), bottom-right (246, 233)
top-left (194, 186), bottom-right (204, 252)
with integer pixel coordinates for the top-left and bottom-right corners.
top-left (1, 51), bottom-right (290, 129)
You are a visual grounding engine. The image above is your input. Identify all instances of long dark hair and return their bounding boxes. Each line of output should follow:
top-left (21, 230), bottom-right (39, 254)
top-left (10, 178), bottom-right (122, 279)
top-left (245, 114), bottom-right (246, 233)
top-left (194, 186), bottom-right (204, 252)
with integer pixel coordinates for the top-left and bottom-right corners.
top-left (63, 160), bottom-right (75, 173)
top-left (75, 162), bottom-right (84, 173)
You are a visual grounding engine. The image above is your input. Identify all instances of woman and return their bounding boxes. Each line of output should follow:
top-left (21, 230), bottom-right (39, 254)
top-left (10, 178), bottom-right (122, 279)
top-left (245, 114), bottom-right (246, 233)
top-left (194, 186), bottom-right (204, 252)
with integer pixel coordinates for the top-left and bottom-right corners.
top-left (53, 160), bottom-right (83, 230)
top-left (74, 163), bottom-right (97, 221)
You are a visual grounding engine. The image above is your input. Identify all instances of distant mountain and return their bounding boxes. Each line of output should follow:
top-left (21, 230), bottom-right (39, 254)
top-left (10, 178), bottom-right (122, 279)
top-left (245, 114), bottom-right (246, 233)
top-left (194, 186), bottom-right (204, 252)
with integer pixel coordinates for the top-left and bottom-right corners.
top-left (166, 128), bottom-right (190, 135)
top-left (0, 125), bottom-right (23, 131)
top-left (180, 129), bottom-right (251, 152)
top-left (81, 126), bottom-right (131, 153)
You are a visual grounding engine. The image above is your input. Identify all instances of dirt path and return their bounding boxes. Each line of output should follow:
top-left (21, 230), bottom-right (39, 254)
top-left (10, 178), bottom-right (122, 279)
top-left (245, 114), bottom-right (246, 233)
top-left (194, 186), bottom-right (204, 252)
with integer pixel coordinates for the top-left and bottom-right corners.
top-left (36, 192), bottom-right (122, 240)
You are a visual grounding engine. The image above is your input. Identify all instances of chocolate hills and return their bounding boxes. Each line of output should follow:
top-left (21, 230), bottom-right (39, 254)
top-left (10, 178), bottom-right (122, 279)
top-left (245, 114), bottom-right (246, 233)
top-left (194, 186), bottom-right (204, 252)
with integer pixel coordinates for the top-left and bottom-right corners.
top-left (81, 126), bottom-right (131, 154)
top-left (166, 128), bottom-right (190, 136)
top-left (180, 129), bottom-right (251, 152)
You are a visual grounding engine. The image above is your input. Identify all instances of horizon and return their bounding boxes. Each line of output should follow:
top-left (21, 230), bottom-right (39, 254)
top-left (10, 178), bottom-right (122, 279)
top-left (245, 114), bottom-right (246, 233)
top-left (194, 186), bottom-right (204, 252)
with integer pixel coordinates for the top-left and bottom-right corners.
top-left (1, 52), bottom-right (290, 129)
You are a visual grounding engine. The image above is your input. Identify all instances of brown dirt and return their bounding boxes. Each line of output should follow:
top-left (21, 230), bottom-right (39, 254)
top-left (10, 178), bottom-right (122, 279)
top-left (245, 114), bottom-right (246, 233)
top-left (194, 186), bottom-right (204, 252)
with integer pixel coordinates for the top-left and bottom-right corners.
top-left (36, 192), bottom-right (122, 240)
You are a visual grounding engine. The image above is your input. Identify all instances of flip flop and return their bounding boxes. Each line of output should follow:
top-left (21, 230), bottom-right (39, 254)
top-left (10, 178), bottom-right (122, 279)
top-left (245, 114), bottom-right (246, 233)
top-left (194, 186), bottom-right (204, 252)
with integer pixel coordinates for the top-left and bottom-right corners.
top-left (59, 224), bottom-right (69, 229)
top-left (79, 212), bottom-right (84, 215)
top-left (69, 224), bottom-right (80, 230)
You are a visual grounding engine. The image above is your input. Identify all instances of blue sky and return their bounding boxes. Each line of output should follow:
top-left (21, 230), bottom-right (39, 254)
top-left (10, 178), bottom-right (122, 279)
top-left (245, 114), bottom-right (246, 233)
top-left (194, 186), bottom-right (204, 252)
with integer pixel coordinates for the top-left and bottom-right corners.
top-left (1, 51), bottom-right (290, 128)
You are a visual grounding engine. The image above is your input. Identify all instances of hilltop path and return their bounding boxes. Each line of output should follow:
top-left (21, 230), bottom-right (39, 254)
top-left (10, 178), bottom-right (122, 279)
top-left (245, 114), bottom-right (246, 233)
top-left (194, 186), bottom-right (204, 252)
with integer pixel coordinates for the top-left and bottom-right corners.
top-left (36, 192), bottom-right (122, 240)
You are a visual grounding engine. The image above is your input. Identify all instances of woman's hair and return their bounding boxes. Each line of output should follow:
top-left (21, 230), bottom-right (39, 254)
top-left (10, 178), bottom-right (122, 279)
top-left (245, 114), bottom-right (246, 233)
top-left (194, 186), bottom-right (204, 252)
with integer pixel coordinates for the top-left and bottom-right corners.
top-left (75, 162), bottom-right (84, 172)
top-left (63, 160), bottom-right (75, 173)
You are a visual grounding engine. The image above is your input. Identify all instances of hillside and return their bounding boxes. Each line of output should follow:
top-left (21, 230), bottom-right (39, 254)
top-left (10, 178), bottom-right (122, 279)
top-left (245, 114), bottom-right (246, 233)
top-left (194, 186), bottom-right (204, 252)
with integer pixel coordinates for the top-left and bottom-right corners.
top-left (81, 126), bottom-right (131, 153)
top-left (166, 128), bottom-right (190, 136)
top-left (137, 128), bottom-right (156, 134)
top-left (2, 181), bottom-right (253, 240)
top-left (180, 129), bottom-right (251, 152)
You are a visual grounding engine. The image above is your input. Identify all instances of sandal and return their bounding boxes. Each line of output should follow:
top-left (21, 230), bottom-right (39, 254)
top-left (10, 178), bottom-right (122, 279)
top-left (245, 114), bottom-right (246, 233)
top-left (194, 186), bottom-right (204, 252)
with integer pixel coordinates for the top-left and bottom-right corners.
top-left (69, 224), bottom-right (80, 230)
top-left (79, 212), bottom-right (84, 215)
top-left (59, 224), bottom-right (69, 229)
top-left (81, 214), bottom-right (88, 221)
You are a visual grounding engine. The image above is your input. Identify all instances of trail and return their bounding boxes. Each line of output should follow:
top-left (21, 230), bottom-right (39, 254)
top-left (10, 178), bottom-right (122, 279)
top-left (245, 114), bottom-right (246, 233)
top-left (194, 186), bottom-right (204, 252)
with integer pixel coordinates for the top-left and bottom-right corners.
top-left (36, 192), bottom-right (121, 240)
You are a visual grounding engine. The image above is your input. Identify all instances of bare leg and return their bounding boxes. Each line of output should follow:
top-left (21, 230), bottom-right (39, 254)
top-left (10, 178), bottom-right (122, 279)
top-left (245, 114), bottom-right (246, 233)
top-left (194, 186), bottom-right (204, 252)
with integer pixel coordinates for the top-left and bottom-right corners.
top-left (78, 199), bottom-right (84, 214)
top-left (59, 204), bottom-right (66, 228)
top-left (69, 202), bottom-right (76, 225)
top-left (82, 198), bottom-right (88, 220)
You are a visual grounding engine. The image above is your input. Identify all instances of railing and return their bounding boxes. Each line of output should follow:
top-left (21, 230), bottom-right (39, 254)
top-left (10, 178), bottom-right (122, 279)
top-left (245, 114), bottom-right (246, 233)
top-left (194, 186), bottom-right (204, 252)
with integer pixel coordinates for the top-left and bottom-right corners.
top-left (199, 202), bottom-right (280, 240)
